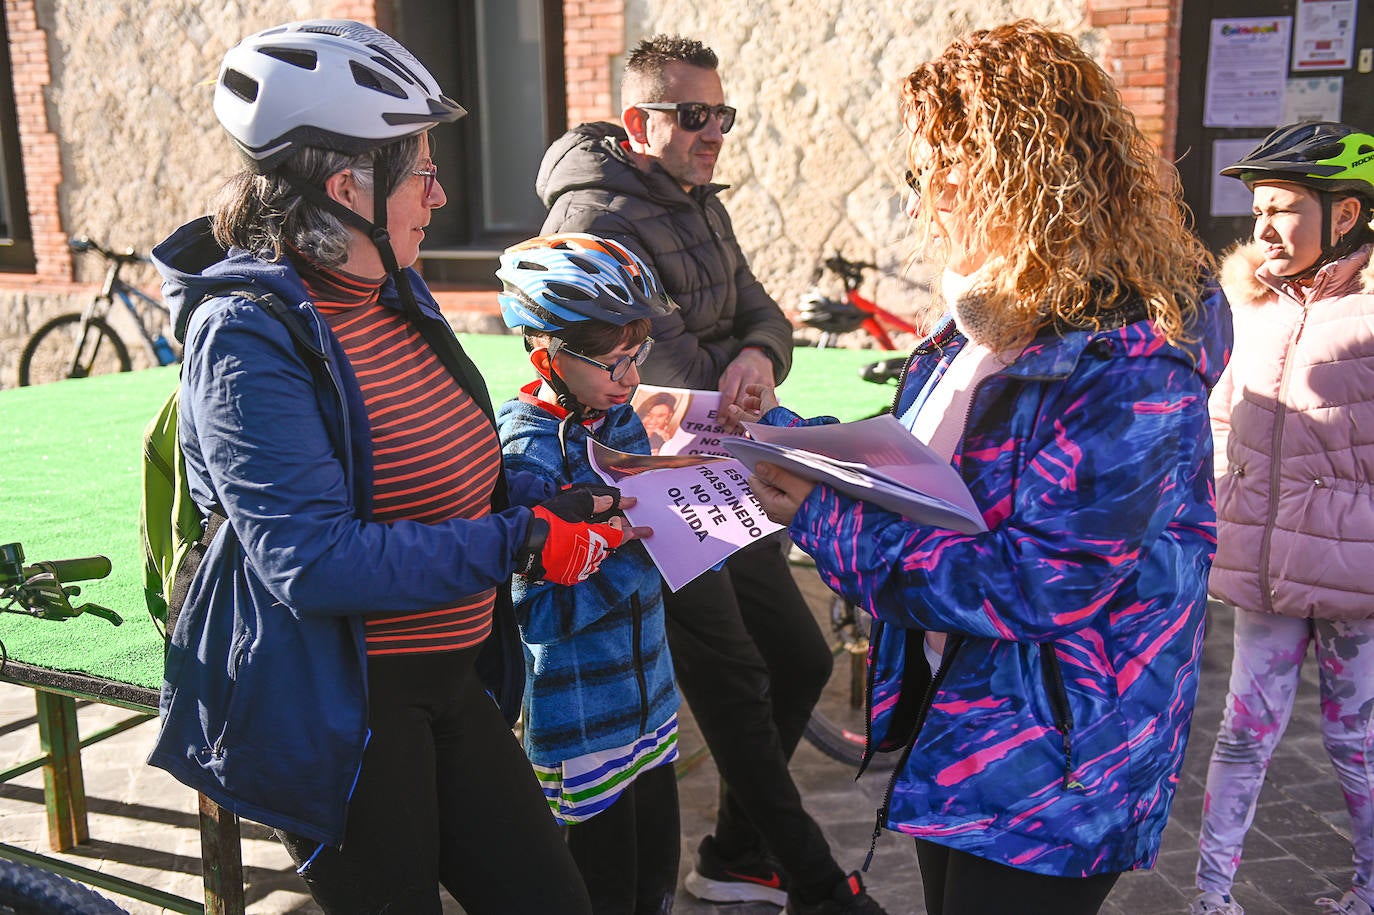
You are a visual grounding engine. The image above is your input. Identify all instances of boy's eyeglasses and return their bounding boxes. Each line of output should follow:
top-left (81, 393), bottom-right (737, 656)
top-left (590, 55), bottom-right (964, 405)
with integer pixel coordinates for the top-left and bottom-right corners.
top-left (412, 162), bottom-right (438, 196)
top-left (636, 102), bottom-right (737, 134)
top-left (555, 337), bottom-right (654, 382)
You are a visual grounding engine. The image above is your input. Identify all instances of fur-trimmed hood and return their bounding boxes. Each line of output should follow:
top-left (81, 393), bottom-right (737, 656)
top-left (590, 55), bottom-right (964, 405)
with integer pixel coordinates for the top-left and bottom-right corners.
top-left (1219, 240), bottom-right (1374, 307)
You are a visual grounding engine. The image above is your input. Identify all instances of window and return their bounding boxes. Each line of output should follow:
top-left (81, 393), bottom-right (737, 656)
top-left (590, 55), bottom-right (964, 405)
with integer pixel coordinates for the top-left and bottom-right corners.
top-left (394, 0), bottom-right (566, 284)
top-left (0, 7), bottom-right (33, 271)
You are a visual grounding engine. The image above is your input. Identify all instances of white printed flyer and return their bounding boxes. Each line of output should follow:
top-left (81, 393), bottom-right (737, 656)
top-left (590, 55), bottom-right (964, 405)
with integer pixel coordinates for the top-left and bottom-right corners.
top-left (724, 414), bottom-right (987, 534)
top-left (587, 439), bottom-right (783, 591)
top-left (630, 384), bottom-right (732, 457)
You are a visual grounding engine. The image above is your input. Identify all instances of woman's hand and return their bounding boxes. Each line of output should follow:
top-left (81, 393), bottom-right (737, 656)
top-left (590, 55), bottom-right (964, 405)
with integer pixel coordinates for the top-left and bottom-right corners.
top-left (721, 382), bottom-right (780, 434)
top-left (748, 461), bottom-right (816, 526)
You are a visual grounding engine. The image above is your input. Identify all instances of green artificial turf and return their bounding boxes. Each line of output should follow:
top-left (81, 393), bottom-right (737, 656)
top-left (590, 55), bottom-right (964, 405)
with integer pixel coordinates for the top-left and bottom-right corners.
top-left (0, 335), bottom-right (896, 688)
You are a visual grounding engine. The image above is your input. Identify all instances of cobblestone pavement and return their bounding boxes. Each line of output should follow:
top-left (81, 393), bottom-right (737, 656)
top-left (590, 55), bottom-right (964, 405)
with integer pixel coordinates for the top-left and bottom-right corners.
top-left (0, 601), bottom-right (1354, 914)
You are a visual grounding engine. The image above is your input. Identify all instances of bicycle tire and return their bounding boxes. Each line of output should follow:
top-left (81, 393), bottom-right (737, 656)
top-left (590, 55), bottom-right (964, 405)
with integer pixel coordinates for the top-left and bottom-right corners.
top-left (18, 313), bottom-right (131, 386)
top-left (788, 546), bottom-right (895, 771)
top-left (0, 858), bottom-right (129, 914)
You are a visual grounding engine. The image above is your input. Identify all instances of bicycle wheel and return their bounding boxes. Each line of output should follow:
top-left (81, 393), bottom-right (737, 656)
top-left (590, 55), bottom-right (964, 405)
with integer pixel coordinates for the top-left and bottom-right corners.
top-left (0, 859), bottom-right (129, 914)
top-left (18, 313), bottom-right (131, 386)
top-left (788, 544), bottom-right (894, 770)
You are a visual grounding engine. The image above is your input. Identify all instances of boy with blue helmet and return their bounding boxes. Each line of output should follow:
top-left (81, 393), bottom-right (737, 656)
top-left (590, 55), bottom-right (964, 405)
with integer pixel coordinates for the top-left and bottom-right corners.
top-left (495, 234), bottom-right (682, 913)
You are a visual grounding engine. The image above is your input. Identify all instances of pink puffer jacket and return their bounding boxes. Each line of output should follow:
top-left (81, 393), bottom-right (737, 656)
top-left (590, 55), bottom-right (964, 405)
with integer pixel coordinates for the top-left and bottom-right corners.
top-left (1209, 241), bottom-right (1374, 620)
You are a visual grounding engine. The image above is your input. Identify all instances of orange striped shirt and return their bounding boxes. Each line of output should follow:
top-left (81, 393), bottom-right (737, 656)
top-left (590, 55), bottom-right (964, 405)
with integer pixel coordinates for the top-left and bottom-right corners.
top-left (304, 263), bottom-right (499, 655)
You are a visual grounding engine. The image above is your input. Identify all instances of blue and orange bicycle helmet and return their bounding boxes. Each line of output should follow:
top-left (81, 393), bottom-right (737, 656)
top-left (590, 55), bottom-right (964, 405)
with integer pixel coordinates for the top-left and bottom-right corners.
top-left (497, 234), bottom-right (675, 334)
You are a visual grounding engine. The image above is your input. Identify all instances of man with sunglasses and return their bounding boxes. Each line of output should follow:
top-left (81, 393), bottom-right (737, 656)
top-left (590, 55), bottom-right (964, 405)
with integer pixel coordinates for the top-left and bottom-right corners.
top-left (537, 34), bottom-right (887, 915)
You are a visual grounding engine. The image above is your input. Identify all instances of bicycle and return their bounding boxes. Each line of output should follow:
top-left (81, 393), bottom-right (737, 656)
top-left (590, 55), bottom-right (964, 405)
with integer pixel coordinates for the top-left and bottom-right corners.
top-left (0, 540), bottom-right (122, 667)
top-left (0, 542), bottom-right (128, 915)
top-left (796, 252), bottom-right (921, 352)
top-left (788, 540), bottom-right (893, 771)
top-left (18, 237), bottom-right (177, 387)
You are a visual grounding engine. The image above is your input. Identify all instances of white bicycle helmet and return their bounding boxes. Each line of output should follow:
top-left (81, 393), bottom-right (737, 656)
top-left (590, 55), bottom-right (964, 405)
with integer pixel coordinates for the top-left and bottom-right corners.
top-left (498, 234), bottom-right (676, 334)
top-left (214, 19), bottom-right (466, 171)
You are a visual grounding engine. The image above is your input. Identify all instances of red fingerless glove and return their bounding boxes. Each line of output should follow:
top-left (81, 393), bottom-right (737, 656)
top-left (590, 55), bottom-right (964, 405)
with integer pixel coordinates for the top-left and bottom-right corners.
top-left (518, 505), bottom-right (627, 586)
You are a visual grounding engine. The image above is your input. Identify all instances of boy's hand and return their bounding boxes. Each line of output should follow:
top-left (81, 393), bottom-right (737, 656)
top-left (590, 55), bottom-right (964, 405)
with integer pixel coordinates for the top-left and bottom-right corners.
top-left (543, 483), bottom-right (622, 523)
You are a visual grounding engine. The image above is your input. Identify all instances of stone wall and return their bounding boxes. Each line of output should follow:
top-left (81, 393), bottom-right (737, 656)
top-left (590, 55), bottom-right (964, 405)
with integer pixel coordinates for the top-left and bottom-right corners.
top-left (0, 0), bottom-right (346, 388)
top-left (618, 1), bottom-right (1095, 347)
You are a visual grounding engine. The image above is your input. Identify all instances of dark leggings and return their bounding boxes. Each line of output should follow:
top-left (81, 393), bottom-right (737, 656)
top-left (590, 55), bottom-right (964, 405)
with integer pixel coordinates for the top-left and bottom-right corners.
top-left (566, 762), bottom-right (680, 915)
top-left (276, 651), bottom-right (590, 915)
top-left (916, 840), bottom-right (1119, 915)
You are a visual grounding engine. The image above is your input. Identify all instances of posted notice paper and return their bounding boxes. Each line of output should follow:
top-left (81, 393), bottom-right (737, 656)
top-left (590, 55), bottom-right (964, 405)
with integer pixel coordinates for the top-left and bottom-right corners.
top-left (588, 439), bottom-right (783, 591)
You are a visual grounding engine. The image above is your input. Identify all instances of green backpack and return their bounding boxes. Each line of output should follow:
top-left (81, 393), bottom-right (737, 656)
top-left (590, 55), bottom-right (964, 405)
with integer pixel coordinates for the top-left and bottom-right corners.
top-left (139, 286), bottom-right (318, 638)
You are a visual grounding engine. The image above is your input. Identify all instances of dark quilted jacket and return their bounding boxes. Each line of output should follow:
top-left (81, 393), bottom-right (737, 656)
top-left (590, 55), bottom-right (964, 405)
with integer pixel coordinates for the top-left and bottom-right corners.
top-left (536, 121), bottom-right (794, 389)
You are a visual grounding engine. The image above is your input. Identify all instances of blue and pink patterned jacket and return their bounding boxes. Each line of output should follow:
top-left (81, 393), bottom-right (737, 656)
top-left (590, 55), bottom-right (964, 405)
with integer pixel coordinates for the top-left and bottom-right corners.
top-left (783, 287), bottom-right (1230, 878)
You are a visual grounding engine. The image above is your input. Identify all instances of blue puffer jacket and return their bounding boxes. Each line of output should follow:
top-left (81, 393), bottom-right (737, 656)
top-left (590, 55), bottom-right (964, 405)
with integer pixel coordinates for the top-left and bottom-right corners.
top-left (145, 218), bottom-right (551, 846)
top-left (786, 289), bottom-right (1230, 877)
top-left (496, 388), bottom-right (678, 766)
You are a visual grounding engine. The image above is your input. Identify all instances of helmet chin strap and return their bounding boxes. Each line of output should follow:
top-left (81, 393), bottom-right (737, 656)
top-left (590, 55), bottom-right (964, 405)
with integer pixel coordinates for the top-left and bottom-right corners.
top-left (531, 342), bottom-right (604, 425)
top-left (280, 149), bottom-right (422, 317)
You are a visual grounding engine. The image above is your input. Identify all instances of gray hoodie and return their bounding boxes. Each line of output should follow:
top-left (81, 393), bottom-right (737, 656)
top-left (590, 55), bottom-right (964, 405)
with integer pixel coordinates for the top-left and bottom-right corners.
top-left (537, 121), bottom-right (793, 389)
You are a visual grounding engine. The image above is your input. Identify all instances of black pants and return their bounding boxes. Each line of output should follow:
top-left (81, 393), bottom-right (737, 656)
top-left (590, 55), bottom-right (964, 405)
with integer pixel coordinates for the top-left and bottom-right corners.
top-left (663, 535), bottom-right (842, 899)
top-left (276, 651), bottom-right (591, 915)
top-left (916, 840), bottom-right (1120, 915)
top-left (566, 762), bottom-right (680, 915)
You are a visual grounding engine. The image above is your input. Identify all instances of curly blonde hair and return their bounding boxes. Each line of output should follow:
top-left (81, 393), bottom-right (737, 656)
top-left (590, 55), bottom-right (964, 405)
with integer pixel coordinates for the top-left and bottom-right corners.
top-left (901, 20), bottom-right (1211, 351)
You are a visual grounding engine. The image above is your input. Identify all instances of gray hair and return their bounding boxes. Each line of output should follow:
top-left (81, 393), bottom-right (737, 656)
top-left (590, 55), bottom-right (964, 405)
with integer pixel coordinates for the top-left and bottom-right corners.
top-left (211, 135), bottom-right (423, 268)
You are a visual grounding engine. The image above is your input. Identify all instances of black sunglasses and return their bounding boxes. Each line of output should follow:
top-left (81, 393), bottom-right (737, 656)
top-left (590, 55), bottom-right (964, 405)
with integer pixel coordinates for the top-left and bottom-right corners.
top-left (637, 101), bottom-right (737, 134)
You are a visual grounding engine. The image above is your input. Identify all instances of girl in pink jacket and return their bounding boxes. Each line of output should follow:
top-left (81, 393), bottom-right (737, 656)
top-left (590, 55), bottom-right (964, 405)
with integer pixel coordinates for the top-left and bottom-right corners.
top-left (1194, 122), bottom-right (1374, 915)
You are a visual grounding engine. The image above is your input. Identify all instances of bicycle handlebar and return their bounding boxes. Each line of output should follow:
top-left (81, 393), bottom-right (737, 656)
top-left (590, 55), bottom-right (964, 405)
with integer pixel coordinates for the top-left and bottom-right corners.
top-left (68, 236), bottom-right (145, 265)
top-left (0, 542), bottom-right (122, 626)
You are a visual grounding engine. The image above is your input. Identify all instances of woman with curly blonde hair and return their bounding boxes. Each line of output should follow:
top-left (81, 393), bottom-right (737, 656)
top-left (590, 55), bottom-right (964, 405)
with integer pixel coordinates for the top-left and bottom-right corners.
top-left (745, 20), bottom-right (1231, 915)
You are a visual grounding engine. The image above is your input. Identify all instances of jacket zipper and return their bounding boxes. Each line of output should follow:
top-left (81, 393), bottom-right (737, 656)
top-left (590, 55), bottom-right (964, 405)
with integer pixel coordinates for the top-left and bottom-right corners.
top-left (632, 591), bottom-right (648, 731)
top-left (1039, 642), bottom-right (1081, 790)
top-left (1258, 306), bottom-right (1307, 615)
top-left (864, 633), bottom-right (964, 870)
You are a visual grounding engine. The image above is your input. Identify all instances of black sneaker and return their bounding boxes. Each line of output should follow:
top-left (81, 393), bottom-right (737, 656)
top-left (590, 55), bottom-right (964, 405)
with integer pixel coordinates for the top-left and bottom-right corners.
top-left (786, 871), bottom-right (887, 915)
top-left (684, 835), bottom-right (789, 906)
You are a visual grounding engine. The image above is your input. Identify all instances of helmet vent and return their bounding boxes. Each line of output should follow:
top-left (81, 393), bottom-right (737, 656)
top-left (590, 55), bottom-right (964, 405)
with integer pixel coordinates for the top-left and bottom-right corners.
top-left (567, 254), bottom-right (600, 274)
top-left (515, 259), bottom-right (549, 272)
top-left (369, 53), bottom-right (422, 88)
top-left (220, 68), bottom-right (259, 103)
top-left (547, 281), bottom-right (594, 301)
top-left (258, 46), bottom-right (318, 71)
top-left (350, 60), bottom-right (407, 99)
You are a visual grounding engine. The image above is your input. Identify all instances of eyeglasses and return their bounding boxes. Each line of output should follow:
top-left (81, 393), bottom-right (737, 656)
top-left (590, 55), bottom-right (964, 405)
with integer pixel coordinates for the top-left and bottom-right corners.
top-left (636, 102), bottom-right (736, 134)
top-left (554, 337), bottom-right (654, 382)
top-left (412, 162), bottom-right (438, 196)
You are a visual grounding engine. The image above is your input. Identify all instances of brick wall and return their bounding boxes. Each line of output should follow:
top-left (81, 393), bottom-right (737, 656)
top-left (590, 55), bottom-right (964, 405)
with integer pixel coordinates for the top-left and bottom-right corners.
top-left (5, 0), bottom-right (69, 286)
top-left (1086, 0), bottom-right (1179, 162)
top-left (562, 0), bottom-right (624, 125)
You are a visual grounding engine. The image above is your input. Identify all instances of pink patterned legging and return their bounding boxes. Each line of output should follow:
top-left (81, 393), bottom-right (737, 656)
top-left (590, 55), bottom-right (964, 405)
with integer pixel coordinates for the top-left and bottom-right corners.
top-left (1195, 608), bottom-right (1374, 906)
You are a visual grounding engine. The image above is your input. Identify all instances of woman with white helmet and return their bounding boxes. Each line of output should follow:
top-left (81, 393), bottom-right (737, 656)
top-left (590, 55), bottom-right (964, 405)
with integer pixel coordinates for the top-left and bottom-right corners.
top-left (146, 20), bottom-right (639, 913)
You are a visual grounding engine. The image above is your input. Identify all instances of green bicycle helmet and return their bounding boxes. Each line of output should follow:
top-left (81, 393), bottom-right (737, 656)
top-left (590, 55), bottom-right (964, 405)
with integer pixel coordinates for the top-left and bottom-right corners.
top-left (1220, 121), bottom-right (1374, 198)
top-left (1222, 121), bottom-right (1374, 271)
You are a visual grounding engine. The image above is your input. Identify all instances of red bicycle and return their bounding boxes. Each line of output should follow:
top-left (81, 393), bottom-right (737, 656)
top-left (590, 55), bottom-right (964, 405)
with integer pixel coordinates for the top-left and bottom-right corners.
top-left (796, 252), bottom-right (921, 351)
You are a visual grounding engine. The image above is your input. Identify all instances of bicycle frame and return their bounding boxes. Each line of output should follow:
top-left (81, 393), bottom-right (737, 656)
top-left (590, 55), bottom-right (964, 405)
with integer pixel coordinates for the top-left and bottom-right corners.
top-left (842, 287), bottom-right (919, 352)
top-left (64, 240), bottom-right (172, 377)
top-left (818, 253), bottom-right (920, 351)
top-left (106, 279), bottom-right (171, 363)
